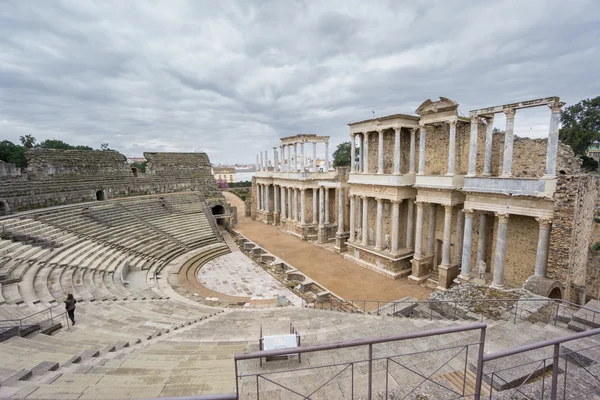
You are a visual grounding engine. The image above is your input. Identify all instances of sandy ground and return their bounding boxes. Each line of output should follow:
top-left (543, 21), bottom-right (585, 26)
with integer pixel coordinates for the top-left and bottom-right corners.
top-left (223, 191), bottom-right (432, 302)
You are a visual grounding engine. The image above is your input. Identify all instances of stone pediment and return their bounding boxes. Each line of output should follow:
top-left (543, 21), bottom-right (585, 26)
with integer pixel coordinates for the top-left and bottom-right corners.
top-left (415, 97), bottom-right (459, 116)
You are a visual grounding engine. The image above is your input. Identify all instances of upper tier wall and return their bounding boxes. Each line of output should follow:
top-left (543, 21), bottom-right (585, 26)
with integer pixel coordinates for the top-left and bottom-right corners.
top-left (26, 149), bottom-right (130, 179)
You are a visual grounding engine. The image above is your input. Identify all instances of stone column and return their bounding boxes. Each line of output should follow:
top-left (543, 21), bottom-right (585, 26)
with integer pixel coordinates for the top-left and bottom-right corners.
top-left (319, 187), bottom-right (325, 227)
top-left (483, 116), bottom-right (494, 175)
top-left (280, 144), bottom-right (285, 171)
top-left (265, 184), bottom-right (270, 212)
top-left (447, 120), bottom-right (456, 176)
top-left (427, 203), bottom-right (437, 255)
top-left (453, 208), bottom-right (465, 265)
top-left (358, 134), bottom-right (364, 173)
top-left (287, 188), bottom-right (292, 220)
top-left (459, 209), bottom-right (475, 278)
top-left (312, 188), bottom-right (318, 224)
top-left (534, 218), bottom-right (552, 277)
top-left (393, 128), bottom-right (401, 175)
top-left (336, 188), bottom-right (344, 234)
top-left (325, 141), bottom-right (330, 171)
top-left (492, 213), bottom-right (510, 288)
top-left (300, 142), bottom-right (305, 171)
top-left (501, 108), bottom-right (516, 177)
top-left (377, 129), bottom-right (384, 174)
top-left (350, 134), bottom-right (356, 173)
top-left (409, 128), bottom-right (416, 174)
top-left (441, 205), bottom-right (453, 266)
top-left (281, 186), bottom-right (286, 219)
top-left (406, 200), bottom-right (414, 249)
top-left (467, 116), bottom-right (479, 176)
top-left (293, 188), bottom-right (298, 221)
top-left (391, 200), bottom-right (401, 253)
top-left (300, 189), bottom-right (306, 224)
top-left (544, 101), bottom-right (565, 177)
top-left (312, 142), bottom-right (317, 171)
top-left (293, 143), bottom-right (298, 172)
top-left (274, 184), bottom-right (279, 215)
top-left (414, 201), bottom-right (424, 258)
top-left (349, 195), bottom-right (355, 242)
top-left (363, 132), bottom-right (370, 173)
top-left (361, 196), bottom-right (368, 246)
top-left (357, 197), bottom-right (362, 233)
top-left (325, 188), bottom-right (330, 224)
top-left (475, 213), bottom-right (487, 267)
top-left (418, 126), bottom-right (426, 175)
top-left (284, 145), bottom-right (289, 171)
top-left (375, 198), bottom-right (384, 250)
top-left (256, 184), bottom-right (261, 210)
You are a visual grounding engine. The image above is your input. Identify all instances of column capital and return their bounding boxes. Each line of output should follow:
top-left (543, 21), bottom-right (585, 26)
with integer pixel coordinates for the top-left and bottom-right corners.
top-left (503, 108), bottom-right (516, 118)
top-left (470, 115), bottom-right (480, 124)
top-left (390, 199), bottom-right (403, 205)
top-left (496, 213), bottom-right (510, 223)
top-left (415, 200), bottom-right (424, 205)
top-left (376, 197), bottom-right (384, 204)
top-left (444, 204), bottom-right (454, 212)
top-left (448, 120), bottom-right (457, 127)
top-left (360, 195), bottom-right (368, 200)
top-left (410, 127), bottom-right (417, 134)
top-left (535, 218), bottom-right (552, 228)
top-left (483, 115), bottom-right (494, 123)
top-left (548, 101), bottom-right (565, 113)
top-left (377, 128), bottom-right (385, 133)
top-left (363, 130), bottom-right (370, 137)
top-left (393, 127), bottom-right (402, 133)
top-left (463, 208), bottom-right (476, 217)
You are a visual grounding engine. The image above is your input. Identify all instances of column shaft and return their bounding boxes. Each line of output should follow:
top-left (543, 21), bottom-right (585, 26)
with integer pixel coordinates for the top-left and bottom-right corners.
top-left (287, 188), bottom-right (292, 220)
top-left (358, 134), bottom-right (363, 172)
top-left (483, 117), bottom-right (494, 175)
top-left (350, 134), bottom-right (356, 173)
top-left (409, 129), bottom-right (416, 174)
top-left (391, 200), bottom-right (400, 253)
top-left (274, 185), bottom-right (279, 214)
top-left (325, 188), bottom-right (330, 223)
top-left (377, 130), bottom-right (384, 174)
top-left (361, 197), bottom-right (368, 246)
top-left (265, 185), bottom-right (270, 212)
top-left (375, 198), bottom-right (383, 250)
top-left (312, 142), bottom-right (317, 171)
top-left (325, 141), bottom-right (330, 171)
top-left (300, 189), bottom-right (306, 224)
top-left (418, 126), bottom-right (426, 175)
top-left (447, 121), bottom-right (456, 175)
top-left (393, 128), bottom-right (401, 174)
top-left (534, 219), bottom-right (552, 277)
top-left (453, 208), bottom-right (465, 265)
top-left (406, 200), bottom-right (414, 249)
top-left (492, 213), bottom-right (510, 287)
top-left (441, 206), bottom-right (453, 266)
top-left (349, 195), bottom-right (355, 242)
top-left (475, 213), bottom-right (487, 266)
top-left (300, 142), bottom-right (305, 171)
top-left (336, 188), bottom-right (344, 234)
top-left (414, 202), bottom-right (424, 258)
top-left (545, 102), bottom-right (564, 176)
top-left (293, 189), bottom-right (298, 221)
top-left (502, 109), bottom-right (516, 177)
top-left (312, 188), bottom-right (318, 224)
top-left (467, 117), bottom-right (478, 176)
top-left (293, 144), bottom-right (298, 172)
top-left (363, 132), bottom-right (369, 173)
top-left (319, 187), bottom-right (325, 227)
top-left (427, 203), bottom-right (437, 255)
top-left (460, 210), bottom-right (475, 276)
top-left (281, 186), bottom-right (286, 218)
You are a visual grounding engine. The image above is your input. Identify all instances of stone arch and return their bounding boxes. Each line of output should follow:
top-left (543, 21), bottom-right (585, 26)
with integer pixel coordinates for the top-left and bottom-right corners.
top-left (548, 286), bottom-right (563, 299)
top-left (211, 205), bottom-right (225, 225)
top-left (524, 276), bottom-right (563, 300)
top-left (96, 190), bottom-right (105, 201)
top-left (131, 167), bottom-right (138, 177)
top-left (0, 200), bottom-right (9, 216)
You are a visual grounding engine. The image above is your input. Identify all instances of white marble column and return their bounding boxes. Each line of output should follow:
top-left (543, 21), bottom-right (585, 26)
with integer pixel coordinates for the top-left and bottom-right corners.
top-left (280, 144), bottom-right (285, 171)
top-left (325, 188), bottom-right (330, 224)
top-left (414, 201), bottom-right (424, 258)
top-left (312, 188), bottom-right (318, 224)
top-left (534, 218), bottom-right (552, 277)
top-left (363, 132), bottom-right (370, 173)
top-left (274, 185), bottom-right (279, 215)
top-left (300, 142), bottom-right (305, 171)
top-left (427, 203), bottom-right (437, 255)
top-left (483, 116), bottom-right (494, 175)
top-left (350, 134), bottom-right (356, 173)
top-left (492, 213), bottom-right (510, 288)
top-left (287, 188), bottom-right (292, 220)
top-left (258, 184), bottom-right (263, 210)
top-left (284, 145), bottom-right (289, 171)
top-left (467, 117), bottom-right (479, 176)
top-left (293, 188), bottom-right (298, 221)
top-left (336, 188), bottom-right (344, 234)
top-left (475, 212), bottom-right (487, 267)
top-left (325, 141), bottom-right (330, 171)
top-left (357, 197), bottom-right (362, 233)
top-left (501, 109), bottom-right (516, 177)
top-left (293, 143), bottom-right (298, 172)
top-left (393, 128), bottom-right (401, 175)
top-left (281, 186), bottom-right (286, 219)
top-left (256, 184), bottom-right (261, 210)
top-left (265, 185), bottom-right (270, 212)
top-left (460, 209), bottom-right (475, 277)
top-left (358, 134), bottom-right (364, 173)
top-left (349, 195), bottom-right (355, 242)
top-left (447, 120), bottom-right (456, 176)
top-left (409, 128), bottom-right (416, 174)
top-left (319, 187), bottom-right (325, 227)
top-left (391, 200), bottom-right (401, 253)
top-left (441, 205), bottom-right (453, 266)
top-left (453, 208), bottom-right (465, 265)
top-left (361, 196), bottom-right (368, 246)
top-left (377, 129), bottom-right (384, 174)
top-left (375, 198), bottom-right (384, 250)
top-left (418, 126), bottom-right (426, 175)
top-left (312, 142), bottom-right (317, 171)
top-left (406, 200), bottom-right (414, 249)
top-left (300, 189), bottom-right (306, 224)
top-left (545, 102), bottom-right (565, 177)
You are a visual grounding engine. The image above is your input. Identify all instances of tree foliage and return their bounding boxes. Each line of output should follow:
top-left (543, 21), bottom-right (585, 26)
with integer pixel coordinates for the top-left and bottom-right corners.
top-left (0, 140), bottom-right (27, 167)
top-left (559, 96), bottom-right (600, 156)
top-left (19, 134), bottom-right (36, 149)
top-left (216, 178), bottom-right (229, 190)
top-left (38, 139), bottom-right (93, 151)
top-left (131, 161), bottom-right (147, 173)
top-left (580, 155), bottom-right (599, 172)
top-left (333, 141), bottom-right (354, 167)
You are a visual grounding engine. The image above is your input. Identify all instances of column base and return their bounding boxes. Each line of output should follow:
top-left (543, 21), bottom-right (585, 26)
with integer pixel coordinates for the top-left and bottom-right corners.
top-left (541, 174), bottom-right (557, 180)
top-left (499, 174), bottom-right (512, 178)
top-left (490, 283), bottom-right (504, 289)
top-left (409, 255), bottom-right (433, 282)
top-left (318, 226), bottom-right (328, 243)
top-left (273, 212), bottom-right (280, 225)
top-left (334, 232), bottom-right (349, 253)
top-left (437, 264), bottom-right (460, 289)
top-left (454, 274), bottom-right (472, 285)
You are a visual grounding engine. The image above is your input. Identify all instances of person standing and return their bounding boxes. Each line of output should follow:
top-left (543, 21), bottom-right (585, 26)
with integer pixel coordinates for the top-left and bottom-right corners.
top-left (64, 294), bottom-right (77, 325)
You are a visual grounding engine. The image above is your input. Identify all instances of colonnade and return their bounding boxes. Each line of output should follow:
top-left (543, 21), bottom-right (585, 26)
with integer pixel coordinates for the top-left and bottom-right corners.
top-left (256, 140), bottom-right (330, 172)
top-left (350, 128), bottom-right (418, 174)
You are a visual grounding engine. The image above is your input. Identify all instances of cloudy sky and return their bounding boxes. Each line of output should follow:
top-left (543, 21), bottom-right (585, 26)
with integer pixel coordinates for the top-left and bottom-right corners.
top-left (1, 0), bottom-right (599, 164)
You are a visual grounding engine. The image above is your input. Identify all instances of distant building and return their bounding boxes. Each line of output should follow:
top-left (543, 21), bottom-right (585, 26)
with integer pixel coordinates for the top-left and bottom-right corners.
top-left (127, 157), bottom-right (146, 164)
top-left (586, 142), bottom-right (600, 162)
top-left (213, 167), bottom-right (236, 183)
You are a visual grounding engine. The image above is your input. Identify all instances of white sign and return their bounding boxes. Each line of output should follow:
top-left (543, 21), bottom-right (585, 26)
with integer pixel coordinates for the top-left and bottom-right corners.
top-left (263, 334), bottom-right (297, 351)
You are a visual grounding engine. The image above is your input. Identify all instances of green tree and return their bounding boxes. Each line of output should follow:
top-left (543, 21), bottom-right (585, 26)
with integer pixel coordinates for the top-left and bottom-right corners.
top-left (131, 161), bottom-right (147, 173)
top-left (332, 141), bottom-right (354, 167)
top-left (100, 143), bottom-right (111, 151)
top-left (19, 134), bottom-right (36, 149)
top-left (0, 140), bottom-right (26, 167)
top-left (38, 139), bottom-right (93, 151)
top-left (559, 96), bottom-right (600, 156)
top-left (580, 155), bottom-right (599, 172)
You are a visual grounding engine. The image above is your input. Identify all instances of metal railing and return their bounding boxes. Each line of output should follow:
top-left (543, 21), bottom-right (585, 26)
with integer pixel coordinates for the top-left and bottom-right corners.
top-left (234, 323), bottom-right (487, 400)
top-left (304, 297), bottom-right (600, 329)
top-left (0, 305), bottom-right (69, 340)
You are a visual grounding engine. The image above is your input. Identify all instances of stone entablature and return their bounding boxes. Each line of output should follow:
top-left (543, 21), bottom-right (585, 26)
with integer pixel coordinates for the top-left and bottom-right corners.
top-left (256, 134), bottom-right (332, 173)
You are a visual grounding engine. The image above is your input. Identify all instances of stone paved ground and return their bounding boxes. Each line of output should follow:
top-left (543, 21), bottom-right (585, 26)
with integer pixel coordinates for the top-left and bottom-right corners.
top-left (223, 192), bottom-right (432, 302)
top-left (198, 252), bottom-right (302, 306)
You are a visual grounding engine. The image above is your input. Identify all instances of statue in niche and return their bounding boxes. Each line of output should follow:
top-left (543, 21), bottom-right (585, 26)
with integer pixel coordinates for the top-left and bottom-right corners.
top-left (477, 260), bottom-right (487, 282)
top-left (383, 234), bottom-right (390, 251)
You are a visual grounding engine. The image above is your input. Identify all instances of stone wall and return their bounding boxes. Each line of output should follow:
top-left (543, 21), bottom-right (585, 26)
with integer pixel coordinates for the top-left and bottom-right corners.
top-left (27, 149), bottom-right (130, 179)
top-left (0, 161), bottom-right (21, 179)
top-left (144, 152), bottom-right (211, 175)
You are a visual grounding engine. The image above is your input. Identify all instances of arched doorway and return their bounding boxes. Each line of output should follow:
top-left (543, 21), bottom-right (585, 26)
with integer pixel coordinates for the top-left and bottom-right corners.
top-left (131, 167), bottom-right (138, 177)
top-left (211, 205), bottom-right (225, 225)
top-left (548, 287), bottom-right (563, 299)
top-left (0, 201), bottom-right (8, 216)
top-left (96, 190), bottom-right (105, 201)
